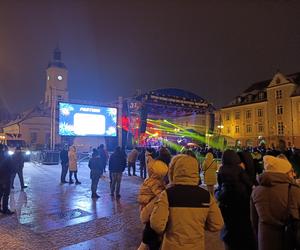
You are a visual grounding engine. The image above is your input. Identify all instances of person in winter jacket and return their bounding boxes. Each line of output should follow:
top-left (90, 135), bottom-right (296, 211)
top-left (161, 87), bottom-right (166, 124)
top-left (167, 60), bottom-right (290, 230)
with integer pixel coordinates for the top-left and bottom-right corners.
top-left (138, 148), bottom-right (147, 179)
top-left (202, 152), bottom-right (218, 195)
top-left (150, 154), bottom-right (224, 250)
top-left (68, 145), bottom-right (81, 184)
top-left (127, 147), bottom-right (139, 176)
top-left (156, 147), bottom-right (171, 184)
top-left (11, 146), bottom-right (27, 190)
top-left (138, 159), bottom-right (168, 250)
top-left (60, 144), bottom-right (69, 184)
top-left (251, 155), bottom-right (300, 250)
top-left (215, 149), bottom-right (255, 250)
top-left (109, 146), bottom-right (126, 198)
top-left (88, 149), bottom-right (104, 198)
top-left (0, 144), bottom-right (15, 215)
top-left (97, 144), bottom-right (108, 173)
top-left (156, 147), bottom-right (171, 166)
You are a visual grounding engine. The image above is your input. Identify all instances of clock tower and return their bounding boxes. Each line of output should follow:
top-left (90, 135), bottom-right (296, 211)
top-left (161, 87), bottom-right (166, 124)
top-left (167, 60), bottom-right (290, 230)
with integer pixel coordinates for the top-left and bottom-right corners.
top-left (45, 47), bottom-right (69, 107)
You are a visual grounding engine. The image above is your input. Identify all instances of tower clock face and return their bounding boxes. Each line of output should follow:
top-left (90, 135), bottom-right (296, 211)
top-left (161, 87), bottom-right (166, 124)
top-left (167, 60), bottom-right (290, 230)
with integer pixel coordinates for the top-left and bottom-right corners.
top-left (57, 75), bottom-right (63, 81)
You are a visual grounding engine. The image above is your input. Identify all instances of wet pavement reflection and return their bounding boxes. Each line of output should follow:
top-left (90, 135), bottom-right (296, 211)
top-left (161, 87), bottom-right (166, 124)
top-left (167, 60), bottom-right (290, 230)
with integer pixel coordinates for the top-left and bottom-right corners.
top-left (0, 162), bottom-right (223, 250)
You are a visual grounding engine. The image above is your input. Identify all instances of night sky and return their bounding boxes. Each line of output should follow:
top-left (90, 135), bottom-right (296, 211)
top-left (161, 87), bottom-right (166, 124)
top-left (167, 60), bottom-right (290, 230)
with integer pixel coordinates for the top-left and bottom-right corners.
top-left (1, 0), bottom-right (300, 113)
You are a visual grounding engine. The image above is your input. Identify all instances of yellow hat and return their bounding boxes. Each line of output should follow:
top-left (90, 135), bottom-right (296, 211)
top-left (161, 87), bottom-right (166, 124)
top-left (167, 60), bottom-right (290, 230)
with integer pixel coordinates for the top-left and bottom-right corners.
top-left (263, 155), bottom-right (292, 173)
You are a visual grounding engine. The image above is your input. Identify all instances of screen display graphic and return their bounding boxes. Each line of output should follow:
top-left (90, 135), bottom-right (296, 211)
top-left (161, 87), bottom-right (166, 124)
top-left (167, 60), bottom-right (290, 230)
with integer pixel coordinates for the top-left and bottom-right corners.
top-left (59, 102), bottom-right (117, 136)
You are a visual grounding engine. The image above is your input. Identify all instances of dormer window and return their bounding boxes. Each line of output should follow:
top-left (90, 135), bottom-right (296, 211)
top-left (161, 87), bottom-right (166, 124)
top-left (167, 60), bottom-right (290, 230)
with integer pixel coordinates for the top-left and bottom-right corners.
top-left (246, 95), bottom-right (253, 102)
top-left (276, 77), bottom-right (280, 84)
top-left (236, 96), bottom-right (242, 104)
top-left (258, 92), bottom-right (265, 100)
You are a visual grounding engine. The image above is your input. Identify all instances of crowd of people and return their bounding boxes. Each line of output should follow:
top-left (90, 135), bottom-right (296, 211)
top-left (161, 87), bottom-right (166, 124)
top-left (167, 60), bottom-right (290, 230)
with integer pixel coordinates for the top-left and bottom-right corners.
top-left (134, 145), bottom-right (300, 250)
top-left (1, 141), bottom-right (300, 250)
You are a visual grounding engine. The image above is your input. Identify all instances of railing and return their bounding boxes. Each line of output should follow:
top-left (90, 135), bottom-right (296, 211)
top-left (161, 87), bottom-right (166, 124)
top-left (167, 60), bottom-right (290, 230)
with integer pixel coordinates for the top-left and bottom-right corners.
top-left (30, 150), bottom-right (60, 165)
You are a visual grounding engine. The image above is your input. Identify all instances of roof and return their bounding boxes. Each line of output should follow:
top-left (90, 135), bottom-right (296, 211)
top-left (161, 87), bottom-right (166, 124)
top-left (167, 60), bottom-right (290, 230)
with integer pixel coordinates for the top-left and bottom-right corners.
top-left (145, 88), bottom-right (207, 102)
top-left (3, 103), bottom-right (50, 127)
top-left (291, 85), bottom-right (300, 97)
top-left (223, 71), bottom-right (300, 108)
top-left (47, 47), bottom-right (67, 69)
top-left (242, 72), bottom-right (300, 95)
top-left (133, 88), bottom-right (215, 117)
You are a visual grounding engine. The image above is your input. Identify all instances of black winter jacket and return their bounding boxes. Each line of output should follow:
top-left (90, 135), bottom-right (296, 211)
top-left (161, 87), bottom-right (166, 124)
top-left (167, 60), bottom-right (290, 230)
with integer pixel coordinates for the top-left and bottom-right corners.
top-left (60, 149), bottom-right (69, 164)
top-left (109, 151), bottom-right (126, 173)
top-left (215, 150), bottom-right (255, 250)
top-left (88, 156), bottom-right (104, 178)
top-left (0, 152), bottom-right (14, 185)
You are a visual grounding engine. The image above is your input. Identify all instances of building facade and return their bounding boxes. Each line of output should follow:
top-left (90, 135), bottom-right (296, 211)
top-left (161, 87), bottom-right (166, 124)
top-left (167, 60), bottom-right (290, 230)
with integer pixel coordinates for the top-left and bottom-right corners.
top-left (219, 71), bottom-right (300, 148)
top-left (2, 47), bottom-right (68, 149)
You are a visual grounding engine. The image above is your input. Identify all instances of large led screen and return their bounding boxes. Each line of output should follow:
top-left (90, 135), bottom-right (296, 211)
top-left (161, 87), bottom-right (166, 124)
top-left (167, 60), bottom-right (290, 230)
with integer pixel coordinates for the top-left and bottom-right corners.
top-left (59, 102), bottom-right (117, 136)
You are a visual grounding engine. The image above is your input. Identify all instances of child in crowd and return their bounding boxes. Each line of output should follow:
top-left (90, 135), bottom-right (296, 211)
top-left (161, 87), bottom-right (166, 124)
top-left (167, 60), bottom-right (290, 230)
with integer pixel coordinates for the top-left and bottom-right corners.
top-left (137, 158), bottom-right (168, 250)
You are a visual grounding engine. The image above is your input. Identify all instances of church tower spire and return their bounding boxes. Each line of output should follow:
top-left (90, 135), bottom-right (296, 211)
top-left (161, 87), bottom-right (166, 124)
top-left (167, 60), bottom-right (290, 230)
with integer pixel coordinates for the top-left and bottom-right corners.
top-left (53, 46), bottom-right (62, 61)
top-left (44, 47), bottom-right (69, 107)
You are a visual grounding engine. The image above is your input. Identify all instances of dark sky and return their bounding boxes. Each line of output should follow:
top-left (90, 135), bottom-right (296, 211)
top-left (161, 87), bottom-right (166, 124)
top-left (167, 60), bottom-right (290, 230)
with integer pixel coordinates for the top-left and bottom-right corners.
top-left (1, 0), bottom-right (300, 113)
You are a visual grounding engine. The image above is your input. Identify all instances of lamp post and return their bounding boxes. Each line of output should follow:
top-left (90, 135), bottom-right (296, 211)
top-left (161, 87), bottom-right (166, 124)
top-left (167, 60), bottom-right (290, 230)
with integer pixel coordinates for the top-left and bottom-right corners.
top-left (50, 86), bottom-right (58, 150)
top-left (217, 125), bottom-right (224, 150)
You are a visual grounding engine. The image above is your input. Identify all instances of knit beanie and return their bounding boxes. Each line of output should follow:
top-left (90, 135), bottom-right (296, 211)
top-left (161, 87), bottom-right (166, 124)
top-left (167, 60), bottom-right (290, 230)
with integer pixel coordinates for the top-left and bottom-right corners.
top-left (263, 155), bottom-right (292, 173)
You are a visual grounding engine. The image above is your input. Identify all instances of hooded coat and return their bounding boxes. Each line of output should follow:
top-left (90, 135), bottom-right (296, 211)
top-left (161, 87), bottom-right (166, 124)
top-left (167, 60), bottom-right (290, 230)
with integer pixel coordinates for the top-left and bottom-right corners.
top-left (202, 152), bottom-right (218, 186)
top-left (251, 172), bottom-right (300, 250)
top-left (138, 160), bottom-right (168, 207)
top-left (150, 154), bottom-right (224, 250)
top-left (215, 150), bottom-right (255, 250)
top-left (68, 146), bottom-right (77, 171)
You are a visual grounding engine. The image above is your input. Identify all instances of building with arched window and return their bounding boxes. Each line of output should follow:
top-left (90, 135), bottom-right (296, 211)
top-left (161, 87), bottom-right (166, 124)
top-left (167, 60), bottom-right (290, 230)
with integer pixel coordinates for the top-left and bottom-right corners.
top-left (219, 71), bottom-right (300, 148)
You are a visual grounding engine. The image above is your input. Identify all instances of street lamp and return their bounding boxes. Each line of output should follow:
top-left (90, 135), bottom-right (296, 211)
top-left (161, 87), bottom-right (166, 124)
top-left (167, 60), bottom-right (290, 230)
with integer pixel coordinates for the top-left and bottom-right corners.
top-left (217, 125), bottom-right (224, 130)
top-left (217, 125), bottom-right (224, 150)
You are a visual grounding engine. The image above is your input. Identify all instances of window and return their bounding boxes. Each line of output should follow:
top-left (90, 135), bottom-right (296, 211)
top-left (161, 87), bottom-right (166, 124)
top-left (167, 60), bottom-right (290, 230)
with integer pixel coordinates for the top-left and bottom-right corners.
top-left (258, 124), bottom-right (264, 133)
top-left (278, 122), bottom-right (284, 135)
top-left (225, 113), bottom-right (230, 121)
top-left (246, 95), bottom-right (253, 102)
top-left (258, 92), bottom-right (265, 100)
top-left (227, 127), bottom-right (231, 134)
top-left (236, 97), bottom-right (242, 104)
top-left (246, 125), bottom-right (252, 133)
top-left (258, 109), bottom-right (263, 117)
top-left (30, 132), bottom-right (37, 144)
top-left (235, 125), bottom-right (240, 133)
top-left (246, 110), bottom-right (251, 119)
top-left (277, 105), bottom-right (283, 115)
top-left (276, 90), bottom-right (282, 99)
top-left (235, 112), bottom-right (240, 120)
top-left (276, 77), bottom-right (281, 84)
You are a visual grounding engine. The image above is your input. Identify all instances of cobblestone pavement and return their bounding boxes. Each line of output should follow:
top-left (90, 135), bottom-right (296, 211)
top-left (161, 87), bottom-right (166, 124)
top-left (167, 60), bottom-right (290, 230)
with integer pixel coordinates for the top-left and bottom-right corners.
top-left (0, 162), bottom-right (224, 250)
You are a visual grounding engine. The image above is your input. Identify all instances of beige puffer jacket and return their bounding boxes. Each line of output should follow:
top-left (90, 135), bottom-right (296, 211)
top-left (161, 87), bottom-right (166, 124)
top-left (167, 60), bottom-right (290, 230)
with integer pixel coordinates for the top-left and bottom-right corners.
top-left (68, 146), bottom-right (77, 171)
top-left (150, 154), bottom-right (224, 250)
top-left (138, 160), bottom-right (168, 207)
top-left (202, 152), bottom-right (218, 185)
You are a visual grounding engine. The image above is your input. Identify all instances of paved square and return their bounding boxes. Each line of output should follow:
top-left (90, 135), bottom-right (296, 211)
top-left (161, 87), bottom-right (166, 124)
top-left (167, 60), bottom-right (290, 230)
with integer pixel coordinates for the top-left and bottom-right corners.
top-left (0, 161), bottom-right (223, 250)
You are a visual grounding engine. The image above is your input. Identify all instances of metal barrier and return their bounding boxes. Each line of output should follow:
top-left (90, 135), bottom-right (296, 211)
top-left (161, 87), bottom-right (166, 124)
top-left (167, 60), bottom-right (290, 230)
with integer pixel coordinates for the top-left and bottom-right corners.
top-left (30, 150), bottom-right (60, 165)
